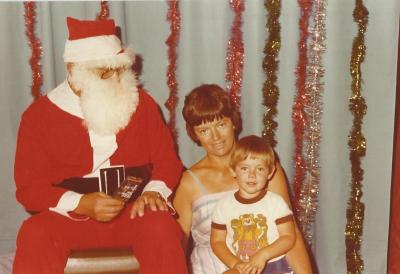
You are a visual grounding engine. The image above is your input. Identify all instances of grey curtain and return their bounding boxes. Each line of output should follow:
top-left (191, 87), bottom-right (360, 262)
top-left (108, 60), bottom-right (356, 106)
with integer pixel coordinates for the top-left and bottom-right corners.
top-left (0, 1), bottom-right (398, 273)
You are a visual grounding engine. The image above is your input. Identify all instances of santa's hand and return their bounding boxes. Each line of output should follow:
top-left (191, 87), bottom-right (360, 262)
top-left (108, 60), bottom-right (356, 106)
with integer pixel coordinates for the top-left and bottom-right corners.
top-left (74, 192), bottom-right (125, 222)
top-left (130, 191), bottom-right (167, 219)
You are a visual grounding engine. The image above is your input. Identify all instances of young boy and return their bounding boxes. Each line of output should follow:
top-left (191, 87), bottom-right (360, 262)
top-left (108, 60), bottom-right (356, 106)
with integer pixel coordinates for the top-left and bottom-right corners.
top-left (210, 135), bottom-right (295, 274)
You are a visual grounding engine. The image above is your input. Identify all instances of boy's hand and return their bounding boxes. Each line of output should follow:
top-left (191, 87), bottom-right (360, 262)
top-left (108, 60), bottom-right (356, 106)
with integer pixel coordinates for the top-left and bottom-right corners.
top-left (244, 252), bottom-right (267, 274)
top-left (232, 261), bottom-right (249, 274)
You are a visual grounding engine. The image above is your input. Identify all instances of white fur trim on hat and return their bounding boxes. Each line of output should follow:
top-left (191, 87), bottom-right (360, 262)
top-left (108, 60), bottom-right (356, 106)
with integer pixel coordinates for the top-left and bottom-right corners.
top-left (64, 34), bottom-right (124, 63)
top-left (76, 48), bottom-right (135, 69)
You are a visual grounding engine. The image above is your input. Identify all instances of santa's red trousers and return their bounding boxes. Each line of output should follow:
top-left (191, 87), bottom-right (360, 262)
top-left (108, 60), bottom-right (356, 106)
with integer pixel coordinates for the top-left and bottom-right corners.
top-left (13, 208), bottom-right (188, 274)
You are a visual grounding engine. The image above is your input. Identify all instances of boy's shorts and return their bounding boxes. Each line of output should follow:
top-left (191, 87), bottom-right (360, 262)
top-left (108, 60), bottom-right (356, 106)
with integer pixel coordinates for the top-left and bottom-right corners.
top-left (263, 256), bottom-right (292, 274)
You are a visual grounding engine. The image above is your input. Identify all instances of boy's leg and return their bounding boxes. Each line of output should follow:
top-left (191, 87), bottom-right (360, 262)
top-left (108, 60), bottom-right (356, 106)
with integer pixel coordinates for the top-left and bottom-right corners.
top-left (262, 257), bottom-right (292, 274)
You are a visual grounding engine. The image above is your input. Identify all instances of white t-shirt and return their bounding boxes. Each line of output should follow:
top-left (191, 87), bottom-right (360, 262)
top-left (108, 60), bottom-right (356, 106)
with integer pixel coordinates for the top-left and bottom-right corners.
top-left (212, 190), bottom-right (293, 262)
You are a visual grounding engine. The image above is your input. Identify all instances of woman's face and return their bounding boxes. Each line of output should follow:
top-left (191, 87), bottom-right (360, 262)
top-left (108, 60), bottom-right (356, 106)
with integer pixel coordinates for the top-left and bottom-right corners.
top-left (193, 116), bottom-right (235, 157)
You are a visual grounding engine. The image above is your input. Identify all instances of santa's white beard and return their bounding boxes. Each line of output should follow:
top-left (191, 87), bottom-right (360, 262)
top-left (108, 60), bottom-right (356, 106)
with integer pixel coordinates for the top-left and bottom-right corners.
top-left (69, 65), bottom-right (139, 136)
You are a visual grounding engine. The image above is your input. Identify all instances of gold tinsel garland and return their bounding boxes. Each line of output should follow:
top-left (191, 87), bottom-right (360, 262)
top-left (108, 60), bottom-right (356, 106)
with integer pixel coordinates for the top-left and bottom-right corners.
top-left (345, 0), bottom-right (368, 273)
top-left (261, 0), bottom-right (281, 148)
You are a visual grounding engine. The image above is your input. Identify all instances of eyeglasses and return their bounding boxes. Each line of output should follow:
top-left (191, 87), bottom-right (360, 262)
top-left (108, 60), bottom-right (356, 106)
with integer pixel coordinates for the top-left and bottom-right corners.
top-left (98, 67), bottom-right (125, 80)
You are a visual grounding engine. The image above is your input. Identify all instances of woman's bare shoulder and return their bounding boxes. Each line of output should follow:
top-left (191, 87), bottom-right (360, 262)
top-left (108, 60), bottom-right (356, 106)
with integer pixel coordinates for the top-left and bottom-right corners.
top-left (267, 162), bottom-right (292, 206)
top-left (179, 169), bottom-right (197, 189)
top-left (177, 167), bottom-right (206, 199)
top-left (187, 159), bottom-right (237, 193)
top-left (173, 171), bottom-right (197, 208)
top-left (191, 157), bottom-right (220, 172)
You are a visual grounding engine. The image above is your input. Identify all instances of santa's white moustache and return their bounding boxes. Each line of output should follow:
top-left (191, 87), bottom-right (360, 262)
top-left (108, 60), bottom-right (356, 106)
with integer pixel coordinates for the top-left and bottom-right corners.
top-left (69, 64), bottom-right (139, 136)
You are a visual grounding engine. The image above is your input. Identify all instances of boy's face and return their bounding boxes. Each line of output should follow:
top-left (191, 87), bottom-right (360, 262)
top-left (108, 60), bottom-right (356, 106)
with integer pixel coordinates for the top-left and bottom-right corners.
top-left (232, 156), bottom-right (271, 199)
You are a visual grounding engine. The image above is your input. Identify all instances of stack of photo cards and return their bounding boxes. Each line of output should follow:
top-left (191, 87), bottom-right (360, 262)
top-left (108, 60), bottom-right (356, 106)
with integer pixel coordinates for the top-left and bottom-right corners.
top-left (112, 176), bottom-right (143, 203)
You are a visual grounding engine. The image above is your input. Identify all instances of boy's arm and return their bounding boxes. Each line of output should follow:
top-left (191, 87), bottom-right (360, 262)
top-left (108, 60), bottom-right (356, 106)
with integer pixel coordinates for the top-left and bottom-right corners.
top-left (210, 227), bottom-right (241, 269)
top-left (251, 220), bottom-right (296, 265)
top-left (268, 163), bottom-right (312, 273)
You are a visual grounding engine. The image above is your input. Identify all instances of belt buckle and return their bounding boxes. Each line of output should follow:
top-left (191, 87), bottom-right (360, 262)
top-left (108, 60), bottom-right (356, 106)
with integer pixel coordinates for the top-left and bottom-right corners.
top-left (99, 165), bottom-right (125, 195)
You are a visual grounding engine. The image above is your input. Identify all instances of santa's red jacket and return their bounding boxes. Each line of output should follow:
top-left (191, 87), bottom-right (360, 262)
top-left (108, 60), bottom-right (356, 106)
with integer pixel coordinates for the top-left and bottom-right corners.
top-left (14, 84), bottom-right (182, 213)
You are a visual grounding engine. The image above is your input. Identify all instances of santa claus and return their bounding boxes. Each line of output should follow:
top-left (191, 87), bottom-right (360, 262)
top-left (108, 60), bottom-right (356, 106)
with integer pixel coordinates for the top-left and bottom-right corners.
top-left (13, 17), bottom-right (187, 274)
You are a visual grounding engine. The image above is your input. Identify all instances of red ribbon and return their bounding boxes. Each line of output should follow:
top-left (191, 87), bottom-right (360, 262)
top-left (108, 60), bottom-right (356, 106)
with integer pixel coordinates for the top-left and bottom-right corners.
top-left (226, 0), bottom-right (245, 109)
top-left (164, 0), bottom-right (181, 146)
top-left (292, 0), bottom-right (313, 213)
top-left (97, 1), bottom-right (110, 20)
top-left (24, 1), bottom-right (43, 100)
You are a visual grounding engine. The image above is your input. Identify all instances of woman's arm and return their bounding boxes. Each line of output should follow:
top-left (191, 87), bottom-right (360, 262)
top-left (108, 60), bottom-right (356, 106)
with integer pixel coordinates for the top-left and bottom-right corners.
top-left (173, 171), bottom-right (195, 244)
top-left (267, 163), bottom-right (313, 274)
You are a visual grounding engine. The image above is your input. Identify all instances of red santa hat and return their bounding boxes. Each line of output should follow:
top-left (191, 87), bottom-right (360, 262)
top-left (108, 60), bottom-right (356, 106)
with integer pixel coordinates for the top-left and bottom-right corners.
top-left (63, 17), bottom-right (134, 68)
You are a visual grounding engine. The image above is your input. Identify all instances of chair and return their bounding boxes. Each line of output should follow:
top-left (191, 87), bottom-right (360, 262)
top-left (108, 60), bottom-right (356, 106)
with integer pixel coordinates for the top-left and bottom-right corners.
top-left (64, 247), bottom-right (139, 274)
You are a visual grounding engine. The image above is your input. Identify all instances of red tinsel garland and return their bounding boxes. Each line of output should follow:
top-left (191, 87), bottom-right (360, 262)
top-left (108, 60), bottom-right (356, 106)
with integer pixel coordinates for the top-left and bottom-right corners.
top-left (97, 1), bottom-right (110, 20)
top-left (226, 0), bottom-right (245, 109)
top-left (164, 0), bottom-right (181, 145)
top-left (297, 0), bottom-right (327, 246)
top-left (292, 0), bottom-right (313, 213)
top-left (24, 1), bottom-right (43, 100)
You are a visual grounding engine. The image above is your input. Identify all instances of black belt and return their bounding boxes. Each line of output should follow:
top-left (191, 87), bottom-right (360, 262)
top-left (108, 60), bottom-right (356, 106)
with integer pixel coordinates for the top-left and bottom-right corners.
top-left (56, 164), bottom-right (152, 200)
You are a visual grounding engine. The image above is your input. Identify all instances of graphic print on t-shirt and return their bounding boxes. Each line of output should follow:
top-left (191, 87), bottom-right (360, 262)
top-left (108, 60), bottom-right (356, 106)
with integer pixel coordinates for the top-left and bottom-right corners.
top-left (231, 213), bottom-right (269, 261)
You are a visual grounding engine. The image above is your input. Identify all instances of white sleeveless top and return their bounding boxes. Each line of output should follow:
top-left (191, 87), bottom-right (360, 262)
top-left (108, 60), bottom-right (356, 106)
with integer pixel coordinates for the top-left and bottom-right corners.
top-left (188, 170), bottom-right (233, 274)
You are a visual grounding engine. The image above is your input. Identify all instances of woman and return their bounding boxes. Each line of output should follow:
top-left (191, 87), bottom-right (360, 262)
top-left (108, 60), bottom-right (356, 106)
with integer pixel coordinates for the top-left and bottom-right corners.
top-left (173, 84), bottom-right (312, 274)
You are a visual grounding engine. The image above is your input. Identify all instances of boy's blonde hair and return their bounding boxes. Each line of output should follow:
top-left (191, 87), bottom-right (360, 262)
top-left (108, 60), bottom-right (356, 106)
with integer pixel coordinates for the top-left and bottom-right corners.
top-left (230, 135), bottom-right (275, 172)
